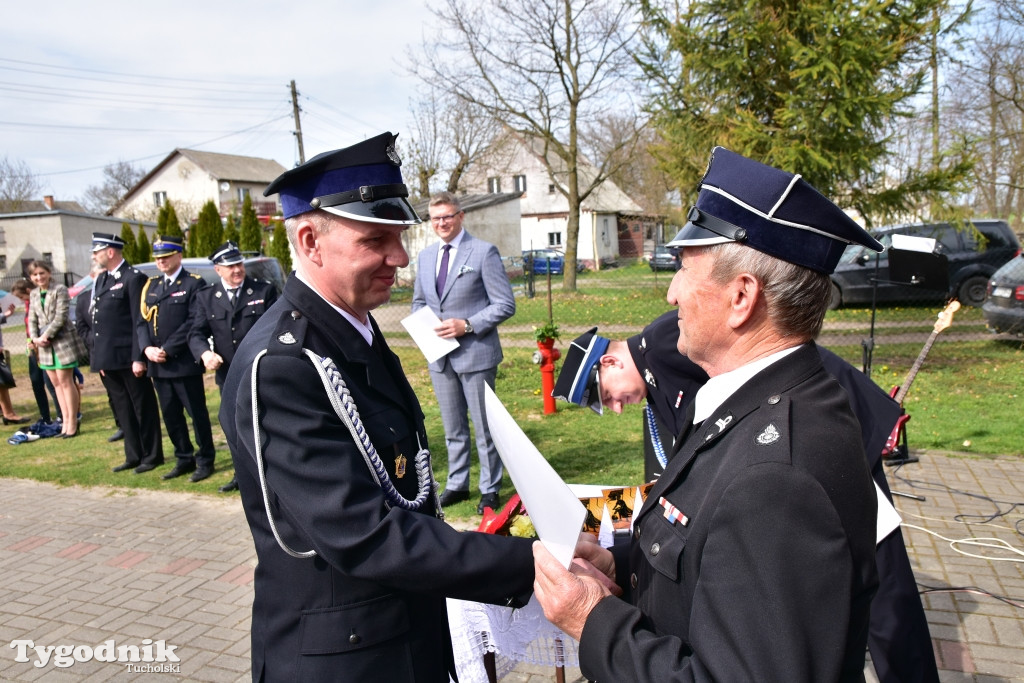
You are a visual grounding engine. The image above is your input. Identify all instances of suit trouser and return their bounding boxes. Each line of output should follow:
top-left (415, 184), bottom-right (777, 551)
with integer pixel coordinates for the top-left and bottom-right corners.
top-left (430, 363), bottom-right (501, 494)
top-left (153, 375), bottom-right (215, 470)
top-left (100, 369), bottom-right (164, 467)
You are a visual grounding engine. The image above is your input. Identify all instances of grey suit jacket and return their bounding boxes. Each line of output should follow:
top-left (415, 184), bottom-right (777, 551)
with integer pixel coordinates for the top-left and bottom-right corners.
top-left (412, 230), bottom-right (515, 374)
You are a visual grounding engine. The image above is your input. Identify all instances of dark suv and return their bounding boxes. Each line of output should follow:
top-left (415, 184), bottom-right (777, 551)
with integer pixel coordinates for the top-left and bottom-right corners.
top-left (828, 219), bottom-right (1021, 309)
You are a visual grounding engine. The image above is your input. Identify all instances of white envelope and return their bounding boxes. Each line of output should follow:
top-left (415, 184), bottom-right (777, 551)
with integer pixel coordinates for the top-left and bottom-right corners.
top-left (401, 307), bottom-right (460, 363)
top-left (484, 385), bottom-right (586, 568)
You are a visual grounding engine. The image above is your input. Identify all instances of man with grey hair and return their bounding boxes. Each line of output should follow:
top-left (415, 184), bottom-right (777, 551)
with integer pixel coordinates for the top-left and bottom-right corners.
top-left (535, 147), bottom-right (886, 682)
top-left (412, 190), bottom-right (516, 514)
top-left (219, 133), bottom-right (540, 682)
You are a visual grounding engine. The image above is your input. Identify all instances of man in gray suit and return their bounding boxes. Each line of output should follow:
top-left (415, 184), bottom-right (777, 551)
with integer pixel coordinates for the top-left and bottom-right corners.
top-left (412, 192), bottom-right (515, 514)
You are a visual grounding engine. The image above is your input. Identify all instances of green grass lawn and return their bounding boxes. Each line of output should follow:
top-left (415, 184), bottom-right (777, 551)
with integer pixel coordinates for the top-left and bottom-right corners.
top-left (2, 272), bottom-right (1021, 521)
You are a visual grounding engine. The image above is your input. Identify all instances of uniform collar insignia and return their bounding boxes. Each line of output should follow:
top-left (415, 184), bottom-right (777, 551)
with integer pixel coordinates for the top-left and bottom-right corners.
top-left (756, 423), bottom-right (780, 445)
top-left (215, 291), bottom-right (223, 298)
top-left (643, 368), bottom-right (657, 387)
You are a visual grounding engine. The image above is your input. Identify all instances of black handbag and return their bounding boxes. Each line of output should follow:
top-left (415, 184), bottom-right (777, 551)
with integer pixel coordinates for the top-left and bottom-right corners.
top-left (0, 351), bottom-right (16, 389)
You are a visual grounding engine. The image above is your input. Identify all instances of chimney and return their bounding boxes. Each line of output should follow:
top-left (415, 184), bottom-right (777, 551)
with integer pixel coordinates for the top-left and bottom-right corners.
top-left (43, 195), bottom-right (55, 210)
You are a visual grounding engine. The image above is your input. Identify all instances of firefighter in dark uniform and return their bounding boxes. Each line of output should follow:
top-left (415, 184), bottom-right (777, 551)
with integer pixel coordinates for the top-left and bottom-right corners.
top-left (188, 240), bottom-right (277, 492)
top-left (556, 315), bottom-right (938, 682)
top-left (219, 133), bottom-right (539, 682)
top-left (84, 233), bottom-right (164, 474)
top-left (535, 147), bottom-right (886, 681)
top-left (138, 235), bottom-right (216, 483)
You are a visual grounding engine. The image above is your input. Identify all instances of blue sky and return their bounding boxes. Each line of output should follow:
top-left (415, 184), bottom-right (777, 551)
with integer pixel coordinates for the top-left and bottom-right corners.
top-left (1, 0), bottom-right (435, 203)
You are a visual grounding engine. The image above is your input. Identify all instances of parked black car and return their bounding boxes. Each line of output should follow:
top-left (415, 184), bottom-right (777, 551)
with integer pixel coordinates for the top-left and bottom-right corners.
top-left (982, 255), bottom-right (1024, 336)
top-left (828, 219), bottom-right (1021, 309)
top-left (649, 244), bottom-right (680, 272)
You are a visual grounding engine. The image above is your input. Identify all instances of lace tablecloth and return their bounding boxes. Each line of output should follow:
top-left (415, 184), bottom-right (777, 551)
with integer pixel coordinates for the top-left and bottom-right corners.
top-left (448, 595), bottom-right (578, 683)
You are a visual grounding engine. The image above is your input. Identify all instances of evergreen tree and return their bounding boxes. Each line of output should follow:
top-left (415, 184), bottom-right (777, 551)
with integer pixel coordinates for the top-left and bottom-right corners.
top-left (136, 225), bottom-right (152, 262)
top-left (162, 202), bottom-right (183, 237)
top-left (269, 220), bottom-right (292, 274)
top-left (120, 222), bottom-right (138, 263)
top-left (239, 194), bottom-right (263, 253)
top-left (156, 204), bottom-right (168, 236)
top-left (638, 0), bottom-right (972, 223)
top-left (223, 214), bottom-right (240, 245)
top-left (192, 200), bottom-right (222, 259)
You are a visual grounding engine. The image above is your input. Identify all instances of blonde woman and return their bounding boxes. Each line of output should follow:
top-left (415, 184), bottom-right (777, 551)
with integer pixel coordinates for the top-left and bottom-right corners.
top-left (27, 261), bottom-right (88, 438)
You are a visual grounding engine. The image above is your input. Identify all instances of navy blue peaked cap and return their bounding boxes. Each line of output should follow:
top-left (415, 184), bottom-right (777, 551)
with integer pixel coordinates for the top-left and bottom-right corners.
top-left (667, 147), bottom-right (882, 274)
top-left (152, 234), bottom-right (184, 257)
top-left (552, 328), bottom-right (610, 415)
top-left (264, 131), bottom-right (421, 225)
top-left (210, 241), bottom-right (244, 266)
top-left (91, 232), bottom-right (124, 252)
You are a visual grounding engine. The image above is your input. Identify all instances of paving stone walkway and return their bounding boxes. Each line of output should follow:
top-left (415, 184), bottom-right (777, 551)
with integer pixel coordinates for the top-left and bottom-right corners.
top-left (0, 449), bottom-right (1021, 681)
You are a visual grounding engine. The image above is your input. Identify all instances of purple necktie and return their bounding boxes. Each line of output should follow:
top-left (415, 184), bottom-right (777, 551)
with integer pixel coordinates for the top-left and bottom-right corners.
top-left (436, 244), bottom-right (452, 297)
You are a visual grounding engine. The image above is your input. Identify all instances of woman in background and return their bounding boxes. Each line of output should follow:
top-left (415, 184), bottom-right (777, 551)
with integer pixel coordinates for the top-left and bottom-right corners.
top-left (27, 261), bottom-right (88, 438)
top-left (0, 297), bottom-right (30, 425)
top-left (11, 278), bottom-right (58, 425)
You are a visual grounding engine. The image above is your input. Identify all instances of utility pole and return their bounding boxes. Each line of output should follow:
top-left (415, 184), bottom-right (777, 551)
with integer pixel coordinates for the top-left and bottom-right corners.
top-left (290, 80), bottom-right (305, 165)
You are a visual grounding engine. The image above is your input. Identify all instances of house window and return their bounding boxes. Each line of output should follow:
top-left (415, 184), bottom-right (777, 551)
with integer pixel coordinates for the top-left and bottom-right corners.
top-left (487, 177), bottom-right (501, 193)
top-left (153, 191), bottom-right (168, 207)
top-left (237, 187), bottom-right (251, 202)
top-left (548, 184), bottom-right (556, 194)
top-left (0, 256), bottom-right (6, 271)
top-left (42, 252), bottom-right (53, 265)
top-left (513, 175), bottom-right (526, 193)
top-left (548, 232), bottom-right (562, 247)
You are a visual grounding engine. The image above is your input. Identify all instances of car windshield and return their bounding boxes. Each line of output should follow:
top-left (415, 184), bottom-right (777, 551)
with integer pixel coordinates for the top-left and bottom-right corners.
top-left (993, 255), bottom-right (1024, 281)
top-left (839, 234), bottom-right (894, 265)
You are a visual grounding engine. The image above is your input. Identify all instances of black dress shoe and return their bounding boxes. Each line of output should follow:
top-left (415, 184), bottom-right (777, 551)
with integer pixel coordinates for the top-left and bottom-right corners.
top-left (477, 493), bottom-right (501, 515)
top-left (162, 464), bottom-right (196, 480)
top-left (189, 468), bottom-right (214, 483)
top-left (218, 478), bottom-right (239, 493)
top-left (2, 416), bottom-right (32, 425)
top-left (107, 429), bottom-right (125, 442)
top-left (112, 462), bottom-right (138, 473)
top-left (439, 489), bottom-right (470, 507)
top-left (134, 463), bottom-right (158, 474)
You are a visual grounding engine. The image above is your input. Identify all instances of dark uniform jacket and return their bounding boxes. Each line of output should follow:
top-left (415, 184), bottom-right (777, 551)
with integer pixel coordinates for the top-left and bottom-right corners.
top-left (82, 261), bottom-right (149, 371)
top-left (582, 344), bottom-right (879, 682)
top-left (187, 276), bottom-right (278, 385)
top-left (136, 269), bottom-right (206, 378)
top-left (219, 276), bottom-right (535, 683)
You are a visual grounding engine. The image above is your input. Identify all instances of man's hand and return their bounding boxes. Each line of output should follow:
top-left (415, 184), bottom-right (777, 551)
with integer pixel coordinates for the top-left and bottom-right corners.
top-left (533, 542), bottom-right (617, 641)
top-left (144, 346), bottom-right (167, 363)
top-left (434, 318), bottom-right (469, 339)
top-left (575, 533), bottom-right (616, 582)
top-left (131, 361), bottom-right (147, 378)
top-left (201, 350), bottom-right (224, 371)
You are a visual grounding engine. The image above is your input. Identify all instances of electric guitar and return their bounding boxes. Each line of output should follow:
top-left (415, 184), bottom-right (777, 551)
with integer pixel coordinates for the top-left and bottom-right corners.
top-left (881, 300), bottom-right (960, 458)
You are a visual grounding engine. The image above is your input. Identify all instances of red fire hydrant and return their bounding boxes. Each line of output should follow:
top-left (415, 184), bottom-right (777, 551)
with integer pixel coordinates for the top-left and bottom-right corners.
top-left (533, 338), bottom-right (561, 414)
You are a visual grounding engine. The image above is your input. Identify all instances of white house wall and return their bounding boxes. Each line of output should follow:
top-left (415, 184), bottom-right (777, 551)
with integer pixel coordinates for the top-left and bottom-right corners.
top-left (397, 200), bottom-right (522, 287)
top-left (1, 213), bottom-right (156, 280)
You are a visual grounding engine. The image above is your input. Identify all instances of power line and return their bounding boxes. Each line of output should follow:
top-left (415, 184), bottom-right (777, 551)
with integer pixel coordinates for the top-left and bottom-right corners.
top-left (0, 57), bottom-right (278, 90)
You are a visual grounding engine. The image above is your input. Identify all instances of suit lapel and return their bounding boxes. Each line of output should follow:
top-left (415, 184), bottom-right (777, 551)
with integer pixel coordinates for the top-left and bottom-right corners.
top-left (439, 232), bottom-right (473, 302)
